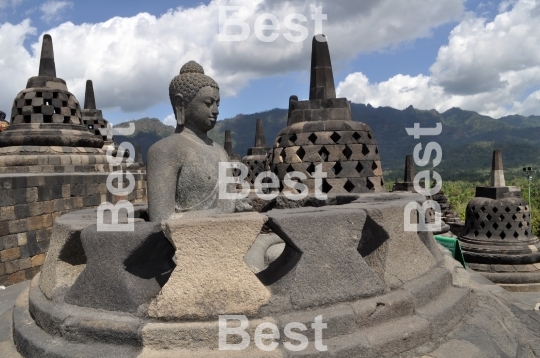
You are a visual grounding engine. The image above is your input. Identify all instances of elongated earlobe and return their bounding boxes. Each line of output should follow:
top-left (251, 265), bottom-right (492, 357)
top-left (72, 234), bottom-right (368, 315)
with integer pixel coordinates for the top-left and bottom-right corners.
top-left (174, 93), bottom-right (185, 126)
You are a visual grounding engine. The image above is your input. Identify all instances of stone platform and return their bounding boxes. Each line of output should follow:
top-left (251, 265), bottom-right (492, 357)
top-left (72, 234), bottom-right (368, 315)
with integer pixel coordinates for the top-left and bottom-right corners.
top-left (6, 193), bottom-right (480, 357)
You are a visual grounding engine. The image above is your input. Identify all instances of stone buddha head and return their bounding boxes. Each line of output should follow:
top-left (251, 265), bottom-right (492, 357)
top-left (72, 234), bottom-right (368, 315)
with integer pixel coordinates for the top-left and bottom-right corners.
top-left (169, 61), bottom-right (220, 135)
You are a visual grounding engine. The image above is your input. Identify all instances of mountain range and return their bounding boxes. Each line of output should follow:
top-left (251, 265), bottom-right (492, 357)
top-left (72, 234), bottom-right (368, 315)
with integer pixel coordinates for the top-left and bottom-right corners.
top-left (115, 103), bottom-right (540, 182)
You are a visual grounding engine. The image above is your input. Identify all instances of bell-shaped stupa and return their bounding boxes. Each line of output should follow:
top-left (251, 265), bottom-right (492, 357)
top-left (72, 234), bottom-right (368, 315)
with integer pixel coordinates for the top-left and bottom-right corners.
top-left (269, 35), bottom-right (384, 194)
top-left (242, 118), bottom-right (271, 185)
top-left (460, 150), bottom-right (540, 290)
top-left (81, 80), bottom-right (113, 147)
top-left (0, 34), bottom-right (110, 173)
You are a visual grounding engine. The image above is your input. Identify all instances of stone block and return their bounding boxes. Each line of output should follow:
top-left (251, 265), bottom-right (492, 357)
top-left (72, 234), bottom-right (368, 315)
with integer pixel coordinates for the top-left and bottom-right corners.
top-left (0, 221), bottom-right (9, 236)
top-left (26, 187), bottom-right (39, 203)
top-left (19, 257), bottom-right (32, 270)
top-left (265, 206), bottom-right (385, 310)
top-left (19, 244), bottom-right (29, 259)
top-left (8, 219), bottom-right (27, 234)
top-left (5, 260), bottom-right (20, 274)
top-left (31, 113), bottom-right (43, 123)
top-left (65, 221), bottom-right (176, 313)
top-left (9, 270), bottom-right (26, 284)
top-left (28, 202), bottom-right (45, 217)
top-left (31, 253), bottom-right (46, 267)
top-left (14, 203), bottom-right (30, 219)
top-left (0, 205), bottom-right (16, 221)
top-left (41, 105), bottom-right (54, 116)
top-left (148, 212), bottom-right (270, 320)
top-left (52, 114), bottom-right (63, 123)
top-left (351, 198), bottom-right (438, 289)
top-left (17, 232), bottom-right (27, 246)
top-left (27, 215), bottom-right (44, 231)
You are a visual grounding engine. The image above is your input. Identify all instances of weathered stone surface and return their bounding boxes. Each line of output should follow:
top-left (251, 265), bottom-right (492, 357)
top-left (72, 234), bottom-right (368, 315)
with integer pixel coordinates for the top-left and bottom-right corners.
top-left (266, 206), bottom-right (386, 309)
top-left (64, 221), bottom-right (175, 313)
top-left (351, 289), bottom-right (414, 328)
top-left (349, 197), bottom-right (438, 289)
top-left (147, 212), bottom-right (270, 320)
top-left (39, 208), bottom-right (96, 299)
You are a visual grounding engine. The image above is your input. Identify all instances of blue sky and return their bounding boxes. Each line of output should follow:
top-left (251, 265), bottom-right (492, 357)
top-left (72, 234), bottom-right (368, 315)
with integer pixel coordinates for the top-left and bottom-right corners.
top-left (1, 0), bottom-right (539, 125)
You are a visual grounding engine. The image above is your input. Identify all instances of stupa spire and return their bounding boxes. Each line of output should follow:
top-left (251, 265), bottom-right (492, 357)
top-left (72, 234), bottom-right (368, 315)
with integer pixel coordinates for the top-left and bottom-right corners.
top-left (404, 154), bottom-right (414, 182)
top-left (491, 150), bottom-right (505, 187)
top-left (254, 119), bottom-right (266, 148)
top-left (38, 34), bottom-right (56, 77)
top-left (224, 130), bottom-right (233, 157)
top-left (84, 80), bottom-right (97, 110)
top-left (309, 34), bottom-right (336, 100)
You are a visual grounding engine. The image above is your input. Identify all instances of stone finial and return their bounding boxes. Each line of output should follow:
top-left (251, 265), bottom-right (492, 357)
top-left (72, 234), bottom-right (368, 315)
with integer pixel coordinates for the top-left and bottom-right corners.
top-left (254, 118), bottom-right (266, 148)
top-left (224, 130), bottom-right (233, 157)
top-left (404, 154), bottom-right (414, 183)
top-left (135, 144), bottom-right (143, 163)
top-left (309, 34), bottom-right (336, 100)
top-left (84, 80), bottom-right (97, 110)
top-left (491, 150), bottom-right (505, 187)
top-left (38, 34), bottom-right (56, 77)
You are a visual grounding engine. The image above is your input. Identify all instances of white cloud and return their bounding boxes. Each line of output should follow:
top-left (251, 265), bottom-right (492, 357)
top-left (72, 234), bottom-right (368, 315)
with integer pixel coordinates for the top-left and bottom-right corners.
top-left (337, 0), bottom-right (540, 118)
top-left (39, 0), bottom-right (72, 23)
top-left (163, 113), bottom-right (176, 127)
top-left (0, 0), bottom-right (23, 10)
top-left (0, 0), bottom-right (464, 117)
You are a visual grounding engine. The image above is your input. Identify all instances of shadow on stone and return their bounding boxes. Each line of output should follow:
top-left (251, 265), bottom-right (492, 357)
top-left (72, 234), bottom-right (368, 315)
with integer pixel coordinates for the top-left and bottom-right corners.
top-left (358, 215), bottom-right (389, 258)
top-left (123, 230), bottom-right (176, 287)
top-left (256, 243), bottom-right (302, 286)
top-left (58, 231), bottom-right (87, 266)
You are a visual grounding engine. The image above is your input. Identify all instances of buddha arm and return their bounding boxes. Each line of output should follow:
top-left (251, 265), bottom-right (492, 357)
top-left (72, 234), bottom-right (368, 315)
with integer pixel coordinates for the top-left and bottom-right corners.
top-left (147, 143), bottom-right (178, 222)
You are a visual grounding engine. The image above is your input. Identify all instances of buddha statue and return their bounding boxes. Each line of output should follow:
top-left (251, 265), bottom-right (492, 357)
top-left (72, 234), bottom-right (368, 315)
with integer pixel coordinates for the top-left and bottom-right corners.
top-left (147, 61), bottom-right (241, 222)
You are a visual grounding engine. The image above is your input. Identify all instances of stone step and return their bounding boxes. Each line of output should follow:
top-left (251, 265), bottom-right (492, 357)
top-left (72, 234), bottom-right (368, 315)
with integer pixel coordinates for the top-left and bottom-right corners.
top-left (415, 285), bottom-right (471, 339)
top-left (402, 267), bottom-right (452, 309)
top-left (13, 287), bottom-right (141, 358)
top-left (27, 275), bottom-right (141, 346)
top-left (287, 315), bottom-right (430, 358)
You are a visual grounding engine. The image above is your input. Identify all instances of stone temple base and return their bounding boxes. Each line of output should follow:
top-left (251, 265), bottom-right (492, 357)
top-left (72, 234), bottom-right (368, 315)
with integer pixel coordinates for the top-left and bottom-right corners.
top-left (10, 193), bottom-right (540, 357)
top-left (467, 262), bottom-right (540, 291)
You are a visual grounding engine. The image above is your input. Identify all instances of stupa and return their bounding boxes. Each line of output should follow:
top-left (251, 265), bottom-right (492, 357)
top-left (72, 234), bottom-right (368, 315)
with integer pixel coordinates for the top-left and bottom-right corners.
top-left (224, 129), bottom-right (241, 161)
top-left (0, 35), bottom-right (111, 174)
top-left (0, 34), bottom-right (146, 288)
top-left (242, 118), bottom-right (271, 185)
top-left (460, 150), bottom-right (540, 291)
top-left (81, 80), bottom-right (113, 148)
top-left (392, 154), bottom-right (415, 192)
top-left (269, 35), bottom-right (384, 194)
top-left (392, 154), bottom-right (457, 235)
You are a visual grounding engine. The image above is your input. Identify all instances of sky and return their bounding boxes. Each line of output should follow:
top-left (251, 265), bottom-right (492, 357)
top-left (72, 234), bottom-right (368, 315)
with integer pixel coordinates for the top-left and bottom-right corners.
top-left (0, 0), bottom-right (539, 126)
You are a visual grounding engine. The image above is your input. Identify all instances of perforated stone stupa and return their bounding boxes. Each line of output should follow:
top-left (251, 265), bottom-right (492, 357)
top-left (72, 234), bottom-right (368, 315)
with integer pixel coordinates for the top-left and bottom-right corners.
top-left (460, 150), bottom-right (540, 291)
top-left (81, 80), bottom-right (113, 147)
top-left (0, 34), bottom-right (112, 174)
top-left (270, 35), bottom-right (384, 194)
top-left (242, 118), bottom-right (271, 185)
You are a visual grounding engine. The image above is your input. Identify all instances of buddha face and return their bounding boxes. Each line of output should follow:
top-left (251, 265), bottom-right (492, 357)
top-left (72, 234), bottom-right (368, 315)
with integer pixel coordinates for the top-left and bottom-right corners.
top-left (183, 86), bottom-right (220, 133)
